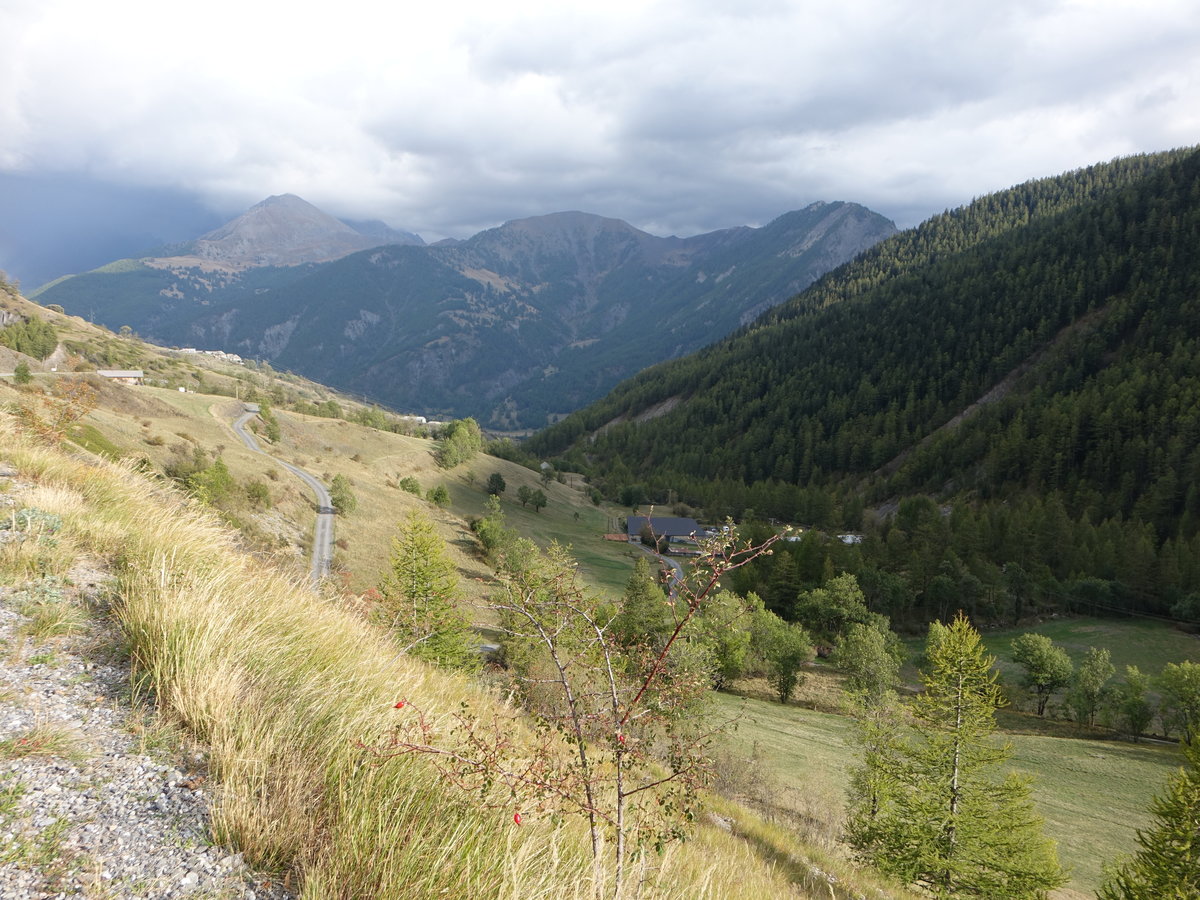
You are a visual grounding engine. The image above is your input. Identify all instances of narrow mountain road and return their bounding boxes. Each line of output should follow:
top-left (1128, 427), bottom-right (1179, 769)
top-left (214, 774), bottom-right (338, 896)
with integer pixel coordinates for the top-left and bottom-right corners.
top-left (232, 408), bottom-right (333, 584)
top-left (634, 543), bottom-right (685, 597)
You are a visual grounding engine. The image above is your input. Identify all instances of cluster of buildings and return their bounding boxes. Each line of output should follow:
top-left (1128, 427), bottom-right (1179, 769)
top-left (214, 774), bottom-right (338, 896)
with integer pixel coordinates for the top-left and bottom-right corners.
top-left (623, 515), bottom-right (864, 556)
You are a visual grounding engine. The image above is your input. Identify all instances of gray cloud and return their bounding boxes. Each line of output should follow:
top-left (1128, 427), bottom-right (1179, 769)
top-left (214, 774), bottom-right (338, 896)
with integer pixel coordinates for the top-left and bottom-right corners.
top-left (1, 0), bottom-right (1197, 247)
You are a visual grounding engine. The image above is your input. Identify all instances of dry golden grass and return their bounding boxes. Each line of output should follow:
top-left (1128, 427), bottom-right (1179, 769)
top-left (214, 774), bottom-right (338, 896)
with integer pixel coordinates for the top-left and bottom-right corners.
top-left (10, 310), bottom-right (633, 603)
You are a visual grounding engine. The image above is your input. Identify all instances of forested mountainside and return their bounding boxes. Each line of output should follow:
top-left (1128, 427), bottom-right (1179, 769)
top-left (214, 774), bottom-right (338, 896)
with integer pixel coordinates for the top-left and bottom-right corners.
top-left (35, 203), bottom-right (894, 428)
top-left (527, 148), bottom-right (1200, 626)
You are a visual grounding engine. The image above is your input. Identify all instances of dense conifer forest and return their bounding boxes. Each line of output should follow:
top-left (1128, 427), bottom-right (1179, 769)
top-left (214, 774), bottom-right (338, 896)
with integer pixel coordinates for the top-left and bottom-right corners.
top-left (527, 148), bottom-right (1200, 627)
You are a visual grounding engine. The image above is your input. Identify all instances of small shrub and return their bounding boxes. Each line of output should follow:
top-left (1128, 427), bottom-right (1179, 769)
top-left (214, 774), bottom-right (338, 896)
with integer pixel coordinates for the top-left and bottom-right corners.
top-left (17, 578), bottom-right (87, 641)
top-left (244, 480), bottom-right (272, 509)
top-left (330, 474), bottom-right (357, 515)
top-left (1, 508), bottom-right (63, 536)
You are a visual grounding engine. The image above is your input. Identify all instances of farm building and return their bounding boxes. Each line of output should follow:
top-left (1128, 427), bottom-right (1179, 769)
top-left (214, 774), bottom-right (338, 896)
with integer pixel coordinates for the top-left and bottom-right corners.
top-left (625, 516), bottom-right (701, 541)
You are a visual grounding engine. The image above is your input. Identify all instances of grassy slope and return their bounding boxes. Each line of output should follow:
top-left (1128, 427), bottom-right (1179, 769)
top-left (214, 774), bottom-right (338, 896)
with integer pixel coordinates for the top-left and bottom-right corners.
top-left (1, 292), bottom-right (643, 603)
top-left (0, 415), bottom-right (924, 899)
top-left (711, 680), bottom-right (1184, 897)
top-left (976, 617), bottom-right (1200, 674)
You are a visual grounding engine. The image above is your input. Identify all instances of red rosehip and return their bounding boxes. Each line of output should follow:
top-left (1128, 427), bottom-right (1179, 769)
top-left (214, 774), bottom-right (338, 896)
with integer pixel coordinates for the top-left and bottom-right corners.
top-left (394, 700), bottom-right (406, 709)
top-left (513, 812), bottom-right (522, 826)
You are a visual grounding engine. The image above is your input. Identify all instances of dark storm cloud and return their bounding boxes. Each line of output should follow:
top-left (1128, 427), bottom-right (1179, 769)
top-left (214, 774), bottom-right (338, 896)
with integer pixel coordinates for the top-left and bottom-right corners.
top-left (1, 0), bottom-right (1197, 253)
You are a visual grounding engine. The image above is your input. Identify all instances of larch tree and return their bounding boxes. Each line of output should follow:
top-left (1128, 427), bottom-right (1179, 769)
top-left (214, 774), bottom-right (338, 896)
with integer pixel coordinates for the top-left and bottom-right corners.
top-left (1098, 737), bottom-right (1200, 899)
top-left (847, 614), bottom-right (1066, 899)
top-left (377, 510), bottom-right (478, 670)
top-left (612, 556), bottom-right (673, 649)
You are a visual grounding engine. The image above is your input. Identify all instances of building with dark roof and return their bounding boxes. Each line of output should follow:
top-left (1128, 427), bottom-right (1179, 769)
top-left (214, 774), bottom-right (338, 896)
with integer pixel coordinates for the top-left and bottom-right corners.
top-left (625, 516), bottom-right (701, 540)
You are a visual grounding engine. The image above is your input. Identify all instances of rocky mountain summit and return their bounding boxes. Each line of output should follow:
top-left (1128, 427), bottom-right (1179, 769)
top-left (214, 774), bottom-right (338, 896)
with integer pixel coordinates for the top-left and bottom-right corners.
top-left (163, 194), bottom-right (423, 269)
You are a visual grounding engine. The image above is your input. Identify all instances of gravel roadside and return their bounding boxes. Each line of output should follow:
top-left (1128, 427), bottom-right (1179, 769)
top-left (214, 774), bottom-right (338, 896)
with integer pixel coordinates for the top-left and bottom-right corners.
top-left (1, 470), bottom-right (296, 899)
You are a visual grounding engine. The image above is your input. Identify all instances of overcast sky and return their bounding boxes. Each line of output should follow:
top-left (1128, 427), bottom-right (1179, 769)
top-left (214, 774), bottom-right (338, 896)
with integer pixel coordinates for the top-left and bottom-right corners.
top-left (2, 0), bottom-right (1199, 241)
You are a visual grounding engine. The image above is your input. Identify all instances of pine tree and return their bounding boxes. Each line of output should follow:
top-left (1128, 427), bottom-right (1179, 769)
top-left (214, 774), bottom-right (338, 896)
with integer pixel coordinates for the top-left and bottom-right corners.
top-left (1098, 738), bottom-right (1200, 899)
top-left (847, 614), bottom-right (1066, 898)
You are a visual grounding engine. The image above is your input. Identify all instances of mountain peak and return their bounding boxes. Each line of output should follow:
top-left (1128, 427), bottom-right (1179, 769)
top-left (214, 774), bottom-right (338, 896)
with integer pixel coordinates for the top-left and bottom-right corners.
top-left (257, 193), bottom-right (310, 207)
top-left (460, 211), bottom-right (657, 266)
top-left (183, 195), bottom-right (419, 267)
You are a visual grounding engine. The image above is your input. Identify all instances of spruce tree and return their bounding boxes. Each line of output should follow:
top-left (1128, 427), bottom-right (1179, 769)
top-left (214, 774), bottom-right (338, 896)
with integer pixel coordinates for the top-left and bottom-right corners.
top-left (1098, 738), bottom-right (1200, 899)
top-left (847, 614), bottom-right (1066, 898)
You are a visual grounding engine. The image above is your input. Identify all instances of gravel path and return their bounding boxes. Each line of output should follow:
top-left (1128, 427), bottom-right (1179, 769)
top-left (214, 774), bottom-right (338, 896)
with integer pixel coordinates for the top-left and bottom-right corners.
top-left (230, 410), bottom-right (333, 584)
top-left (0, 471), bottom-right (295, 899)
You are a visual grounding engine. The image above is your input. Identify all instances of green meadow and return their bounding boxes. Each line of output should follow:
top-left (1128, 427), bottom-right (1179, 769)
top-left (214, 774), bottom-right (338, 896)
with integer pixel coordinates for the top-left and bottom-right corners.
top-left (709, 687), bottom-right (1184, 896)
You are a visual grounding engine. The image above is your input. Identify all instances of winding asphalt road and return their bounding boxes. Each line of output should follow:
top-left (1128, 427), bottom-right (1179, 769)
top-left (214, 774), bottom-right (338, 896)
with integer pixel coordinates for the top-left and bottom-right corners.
top-left (232, 409), bottom-right (333, 584)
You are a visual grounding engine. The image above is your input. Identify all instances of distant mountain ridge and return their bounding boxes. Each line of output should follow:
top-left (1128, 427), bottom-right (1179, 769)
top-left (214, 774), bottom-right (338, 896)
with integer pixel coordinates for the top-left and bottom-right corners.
top-left (34, 197), bottom-right (896, 426)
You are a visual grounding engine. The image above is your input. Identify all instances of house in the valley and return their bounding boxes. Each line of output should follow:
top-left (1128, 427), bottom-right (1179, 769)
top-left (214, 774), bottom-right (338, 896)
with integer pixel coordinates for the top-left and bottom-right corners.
top-left (625, 516), bottom-right (704, 555)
